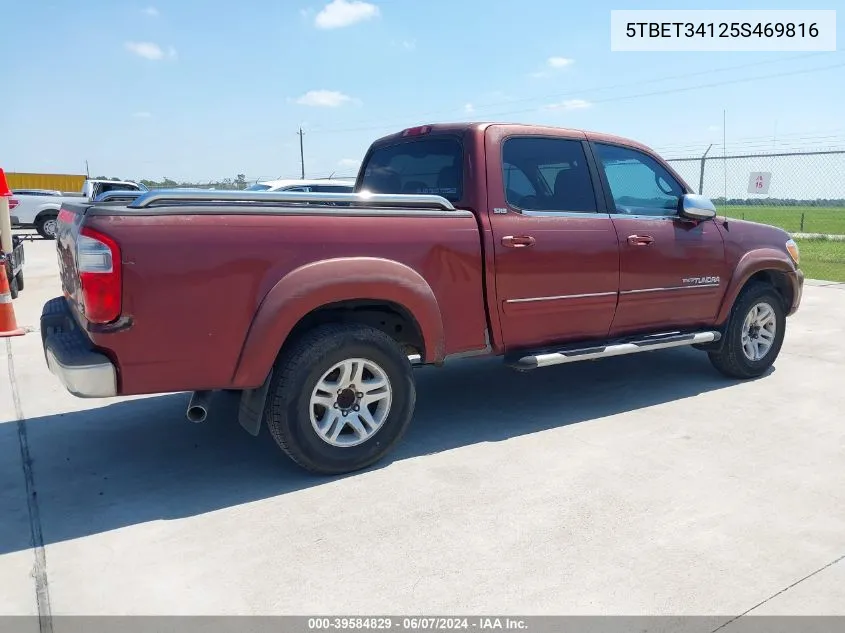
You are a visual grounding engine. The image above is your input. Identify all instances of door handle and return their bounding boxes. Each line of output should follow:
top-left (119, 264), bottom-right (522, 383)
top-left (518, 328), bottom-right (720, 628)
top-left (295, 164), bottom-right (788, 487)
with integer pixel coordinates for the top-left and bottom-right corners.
top-left (501, 235), bottom-right (536, 248)
top-left (627, 234), bottom-right (654, 246)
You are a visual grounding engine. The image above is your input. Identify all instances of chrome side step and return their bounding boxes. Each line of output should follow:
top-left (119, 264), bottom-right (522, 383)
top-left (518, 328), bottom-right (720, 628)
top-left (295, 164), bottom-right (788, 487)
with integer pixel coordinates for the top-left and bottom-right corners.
top-left (508, 330), bottom-right (721, 370)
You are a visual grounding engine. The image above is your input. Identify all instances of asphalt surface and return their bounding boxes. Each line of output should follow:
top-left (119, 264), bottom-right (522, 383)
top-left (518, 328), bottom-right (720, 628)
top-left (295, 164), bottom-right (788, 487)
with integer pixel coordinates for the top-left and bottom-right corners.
top-left (1, 235), bottom-right (844, 621)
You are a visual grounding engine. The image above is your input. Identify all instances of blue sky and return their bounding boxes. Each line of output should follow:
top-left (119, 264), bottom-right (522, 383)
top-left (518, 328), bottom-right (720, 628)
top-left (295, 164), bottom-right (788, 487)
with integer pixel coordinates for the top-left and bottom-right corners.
top-left (2, 0), bottom-right (843, 183)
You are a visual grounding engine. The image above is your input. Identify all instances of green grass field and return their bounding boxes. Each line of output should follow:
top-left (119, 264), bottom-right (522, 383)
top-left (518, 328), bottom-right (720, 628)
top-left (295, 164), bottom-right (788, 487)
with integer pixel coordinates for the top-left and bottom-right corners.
top-left (793, 237), bottom-right (845, 282)
top-left (719, 206), bottom-right (845, 235)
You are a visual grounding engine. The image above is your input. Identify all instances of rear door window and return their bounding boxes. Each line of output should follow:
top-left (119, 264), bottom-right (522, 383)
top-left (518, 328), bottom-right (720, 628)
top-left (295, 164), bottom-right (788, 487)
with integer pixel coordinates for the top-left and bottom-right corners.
top-left (359, 137), bottom-right (463, 201)
top-left (502, 137), bottom-right (598, 213)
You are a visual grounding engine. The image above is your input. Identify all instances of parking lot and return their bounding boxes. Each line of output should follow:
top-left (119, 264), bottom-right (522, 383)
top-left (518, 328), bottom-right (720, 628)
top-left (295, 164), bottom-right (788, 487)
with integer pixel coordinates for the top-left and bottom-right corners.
top-left (2, 236), bottom-right (844, 619)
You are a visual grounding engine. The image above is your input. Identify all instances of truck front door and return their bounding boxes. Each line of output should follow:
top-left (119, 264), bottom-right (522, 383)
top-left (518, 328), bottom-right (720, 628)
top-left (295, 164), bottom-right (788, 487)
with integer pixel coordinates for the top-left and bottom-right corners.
top-left (591, 142), bottom-right (728, 335)
top-left (485, 129), bottom-right (621, 351)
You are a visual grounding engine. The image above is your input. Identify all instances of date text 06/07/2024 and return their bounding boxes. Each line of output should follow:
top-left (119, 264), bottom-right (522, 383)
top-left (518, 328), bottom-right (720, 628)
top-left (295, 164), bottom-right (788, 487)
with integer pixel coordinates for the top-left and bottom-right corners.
top-left (306, 617), bottom-right (529, 631)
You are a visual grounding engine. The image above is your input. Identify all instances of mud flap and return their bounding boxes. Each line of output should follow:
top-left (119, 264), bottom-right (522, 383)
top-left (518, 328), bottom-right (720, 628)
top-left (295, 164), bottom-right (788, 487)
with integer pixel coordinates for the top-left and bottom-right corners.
top-left (238, 368), bottom-right (274, 436)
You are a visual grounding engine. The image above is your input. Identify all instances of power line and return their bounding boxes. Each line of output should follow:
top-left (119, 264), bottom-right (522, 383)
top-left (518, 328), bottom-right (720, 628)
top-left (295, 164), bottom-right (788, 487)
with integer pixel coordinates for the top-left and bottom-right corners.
top-left (309, 52), bottom-right (837, 135)
top-left (464, 61), bottom-right (845, 121)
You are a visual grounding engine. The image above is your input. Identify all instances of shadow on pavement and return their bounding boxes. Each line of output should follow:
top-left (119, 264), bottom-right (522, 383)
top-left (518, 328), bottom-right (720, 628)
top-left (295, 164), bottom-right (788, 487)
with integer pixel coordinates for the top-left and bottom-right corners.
top-left (0, 347), bottom-right (761, 555)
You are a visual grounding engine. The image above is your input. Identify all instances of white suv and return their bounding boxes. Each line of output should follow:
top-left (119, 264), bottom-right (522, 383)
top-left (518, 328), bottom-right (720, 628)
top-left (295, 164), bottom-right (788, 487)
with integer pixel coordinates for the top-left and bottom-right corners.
top-left (245, 178), bottom-right (355, 193)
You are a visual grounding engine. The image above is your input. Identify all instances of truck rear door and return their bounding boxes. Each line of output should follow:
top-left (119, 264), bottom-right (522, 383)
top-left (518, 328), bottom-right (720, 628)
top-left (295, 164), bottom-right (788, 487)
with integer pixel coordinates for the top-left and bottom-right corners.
top-left (484, 126), bottom-right (621, 351)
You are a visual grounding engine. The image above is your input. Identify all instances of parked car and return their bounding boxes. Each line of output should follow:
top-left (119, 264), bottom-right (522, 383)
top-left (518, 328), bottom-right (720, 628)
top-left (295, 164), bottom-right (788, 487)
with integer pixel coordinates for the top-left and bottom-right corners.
top-left (12, 189), bottom-right (63, 197)
top-left (246, 178), bottom-right (355, 193)
top-left (12, 179), bottom-right (148, 239)
top-left (40, 122), bottom-right (803, 475)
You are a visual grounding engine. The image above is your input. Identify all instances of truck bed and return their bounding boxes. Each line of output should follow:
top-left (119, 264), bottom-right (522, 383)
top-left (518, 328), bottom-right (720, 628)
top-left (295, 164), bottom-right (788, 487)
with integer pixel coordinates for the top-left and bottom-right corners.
top-left (55, 192), bottom-right (489, 395)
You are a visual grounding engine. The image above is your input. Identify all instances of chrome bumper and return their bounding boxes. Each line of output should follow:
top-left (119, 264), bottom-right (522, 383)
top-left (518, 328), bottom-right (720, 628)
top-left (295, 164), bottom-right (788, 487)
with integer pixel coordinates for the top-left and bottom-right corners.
top-left (41, 297), bottom-right (117, 398)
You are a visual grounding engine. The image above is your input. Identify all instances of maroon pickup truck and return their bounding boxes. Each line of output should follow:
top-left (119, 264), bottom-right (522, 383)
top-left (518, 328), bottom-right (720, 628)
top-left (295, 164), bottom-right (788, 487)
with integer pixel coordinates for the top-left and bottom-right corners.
top-left (42, 122), bottom-right (804, 474)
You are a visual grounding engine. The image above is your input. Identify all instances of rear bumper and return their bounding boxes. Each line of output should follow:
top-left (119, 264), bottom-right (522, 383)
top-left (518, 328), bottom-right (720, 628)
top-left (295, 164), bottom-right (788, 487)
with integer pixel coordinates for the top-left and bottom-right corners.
top-left (10, 215), bottom-right (20, 225)
top-left (41, 297), bottom-right (117, 398)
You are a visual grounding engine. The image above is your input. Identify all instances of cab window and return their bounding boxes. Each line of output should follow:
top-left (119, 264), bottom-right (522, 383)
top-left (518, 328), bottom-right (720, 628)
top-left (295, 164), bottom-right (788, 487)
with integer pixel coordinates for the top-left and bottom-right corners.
top-left (593, 143), bottom-right (684, 216)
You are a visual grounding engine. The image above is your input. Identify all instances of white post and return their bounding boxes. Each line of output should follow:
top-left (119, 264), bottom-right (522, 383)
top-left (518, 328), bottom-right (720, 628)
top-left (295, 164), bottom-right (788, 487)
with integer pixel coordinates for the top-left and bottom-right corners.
top-left (0, 196), bottom-right (12, 254)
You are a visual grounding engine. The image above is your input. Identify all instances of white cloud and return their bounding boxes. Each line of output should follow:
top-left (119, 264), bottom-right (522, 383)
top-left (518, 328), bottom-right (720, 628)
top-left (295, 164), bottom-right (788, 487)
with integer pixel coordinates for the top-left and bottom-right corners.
top-left (338, 158), bottom-right (360, 168)
top-left (543, 99), bottom-right (592, 111)
top-left (530, 56), bottom-right (575, 78)
top-left (390, 39), bottom-right (416, 50)
top-left (295, 89), bottom-right (355, 107)
top-left (132, 111), bottom-right (153, 118)
top-left (125, 41), bottom-right (176, 61)
top-left (547, 56), bottom-right (574, 68)
top-left (315, 0), bottom-right (379, 29)
top-left (464, 103), bottom-right (475, 114)
top-left (142, 6), bottom-right (159, 17)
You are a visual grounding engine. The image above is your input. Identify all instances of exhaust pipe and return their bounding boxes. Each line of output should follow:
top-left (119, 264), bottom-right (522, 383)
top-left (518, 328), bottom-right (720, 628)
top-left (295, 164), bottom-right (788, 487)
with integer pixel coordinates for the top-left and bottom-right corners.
top-left (186, 390), bottom-right (212, 423)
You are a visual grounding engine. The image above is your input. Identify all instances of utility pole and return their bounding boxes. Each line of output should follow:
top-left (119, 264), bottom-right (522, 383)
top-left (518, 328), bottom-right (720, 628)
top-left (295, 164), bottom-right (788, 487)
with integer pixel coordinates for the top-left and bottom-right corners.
top-left (85, 160), bottom-right (90, 179)
top-left (297, 127), bottom-right (305, 179)
top-left (722, 109), bottom-right (727, 203)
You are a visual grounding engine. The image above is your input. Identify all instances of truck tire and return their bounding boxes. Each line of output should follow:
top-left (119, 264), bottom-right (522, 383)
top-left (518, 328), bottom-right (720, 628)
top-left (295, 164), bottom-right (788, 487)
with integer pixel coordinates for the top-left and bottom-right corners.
top-left (4, 260), bottom-right (17, 299)
top-left (8, 272), bottom-right (19, 299)
top-left (708, 283), bottom-right (786, 379)
top-left (264, 323), bottom-right (416, 475)
top-left (36, 213), bottom-right (59, 240)
top-left (14, 270), bottom-right (24, 292)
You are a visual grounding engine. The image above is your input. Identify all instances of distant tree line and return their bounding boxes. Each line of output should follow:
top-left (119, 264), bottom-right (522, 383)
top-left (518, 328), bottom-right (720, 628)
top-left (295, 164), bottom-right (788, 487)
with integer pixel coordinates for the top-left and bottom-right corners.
top-left (711, 197), bottom-right (845, 207)
top-left (134, 174), bottom-right (250, 190)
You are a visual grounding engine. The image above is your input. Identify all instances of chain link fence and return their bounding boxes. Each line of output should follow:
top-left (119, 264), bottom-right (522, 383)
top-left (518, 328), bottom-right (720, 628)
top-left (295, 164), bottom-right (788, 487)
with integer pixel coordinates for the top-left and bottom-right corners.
top-left (666, 149), bottom-right (845, 282)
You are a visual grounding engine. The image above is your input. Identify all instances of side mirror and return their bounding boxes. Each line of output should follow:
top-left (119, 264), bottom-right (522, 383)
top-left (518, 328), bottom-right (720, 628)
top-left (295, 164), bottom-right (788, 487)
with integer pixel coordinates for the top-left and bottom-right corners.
top-left (679, 194), bottom-right (717, 221)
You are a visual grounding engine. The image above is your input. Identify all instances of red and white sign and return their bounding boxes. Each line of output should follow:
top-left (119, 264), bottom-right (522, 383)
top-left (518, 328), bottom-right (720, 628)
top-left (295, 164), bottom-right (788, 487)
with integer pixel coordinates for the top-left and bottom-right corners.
top-left (747, 172), bottom-right (772, 194)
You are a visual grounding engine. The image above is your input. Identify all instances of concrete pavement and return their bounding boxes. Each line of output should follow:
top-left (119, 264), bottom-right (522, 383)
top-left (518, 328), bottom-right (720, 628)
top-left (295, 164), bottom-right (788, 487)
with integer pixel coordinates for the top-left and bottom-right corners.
top-left (1, 237), bottom-right (844, 619)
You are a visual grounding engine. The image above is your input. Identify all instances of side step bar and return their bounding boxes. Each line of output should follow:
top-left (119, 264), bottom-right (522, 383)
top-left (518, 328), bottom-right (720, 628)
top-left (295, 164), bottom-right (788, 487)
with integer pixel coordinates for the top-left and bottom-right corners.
top-left (508, 331), bottom-right (721, 370)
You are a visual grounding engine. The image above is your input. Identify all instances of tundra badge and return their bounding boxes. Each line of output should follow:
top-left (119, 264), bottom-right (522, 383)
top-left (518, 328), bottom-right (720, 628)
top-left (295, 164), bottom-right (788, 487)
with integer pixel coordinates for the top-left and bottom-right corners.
top-left (682, 276), bottom-right (720, 285)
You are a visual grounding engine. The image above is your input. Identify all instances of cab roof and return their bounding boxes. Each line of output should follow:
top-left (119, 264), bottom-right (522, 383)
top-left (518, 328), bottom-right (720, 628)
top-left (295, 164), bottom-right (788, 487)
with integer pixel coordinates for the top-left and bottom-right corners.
top-left (370, 122), bottom-right (656, 154)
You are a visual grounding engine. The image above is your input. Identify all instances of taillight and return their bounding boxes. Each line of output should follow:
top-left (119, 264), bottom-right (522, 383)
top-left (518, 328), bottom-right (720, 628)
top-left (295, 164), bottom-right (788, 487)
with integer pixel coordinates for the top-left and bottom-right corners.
top-left (77, 226), bottom-right (122, 323)
top-left (8, 198), bottom-right (18, 210)
top-left (58, 208), bottom-right (75, 223)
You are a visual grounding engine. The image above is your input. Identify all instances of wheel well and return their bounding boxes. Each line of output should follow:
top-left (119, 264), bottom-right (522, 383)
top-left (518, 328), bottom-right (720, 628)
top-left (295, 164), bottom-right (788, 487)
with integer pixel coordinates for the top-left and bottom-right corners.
top-left (283, 300), bottom-right (426, 358)
top-left (35, 208), bottom-right (59, 223)
top-left (744, 270), bottom-right (793, 312)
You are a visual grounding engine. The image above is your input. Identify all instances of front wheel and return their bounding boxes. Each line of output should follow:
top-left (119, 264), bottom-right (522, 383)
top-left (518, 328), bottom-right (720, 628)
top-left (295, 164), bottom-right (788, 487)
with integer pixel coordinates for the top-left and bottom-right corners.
top-left (708, 283), bottom-right (786, 379)
top-left (264, 323), bottom-right (416, 475)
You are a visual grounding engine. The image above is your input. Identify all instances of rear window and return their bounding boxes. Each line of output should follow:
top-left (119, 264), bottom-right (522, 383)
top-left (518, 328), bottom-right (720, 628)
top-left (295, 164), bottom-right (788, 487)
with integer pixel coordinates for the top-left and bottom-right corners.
top-left (246, 184), bottom-right (272, 191)
top-left (359, 137), bottom-right (463, 202)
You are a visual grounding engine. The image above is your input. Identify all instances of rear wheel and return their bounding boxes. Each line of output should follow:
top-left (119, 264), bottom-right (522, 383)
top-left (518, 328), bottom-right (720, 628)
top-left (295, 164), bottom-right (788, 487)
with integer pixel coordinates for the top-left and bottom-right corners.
top-left (708, 283), bottom-right (786, 379)
top-left (15, 270), bottom-right (24, 292)
top-left (264, 323), bottom-right (416, 475)
top-left (36, 213), bottom-right (58, 240)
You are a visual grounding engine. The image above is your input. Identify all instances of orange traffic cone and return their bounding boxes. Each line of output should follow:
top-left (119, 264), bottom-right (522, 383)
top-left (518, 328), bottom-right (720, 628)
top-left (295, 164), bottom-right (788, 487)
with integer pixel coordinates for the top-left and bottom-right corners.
top-left (0, 261), bottom-right (24, 337)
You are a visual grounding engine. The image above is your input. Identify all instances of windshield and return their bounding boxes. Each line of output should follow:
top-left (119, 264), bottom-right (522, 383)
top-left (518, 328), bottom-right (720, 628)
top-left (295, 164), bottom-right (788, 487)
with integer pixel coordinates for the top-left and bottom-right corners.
top-left (246, 184), bottom-right (272, 191)
top-left (359, 136), bottom-right (463, 202)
